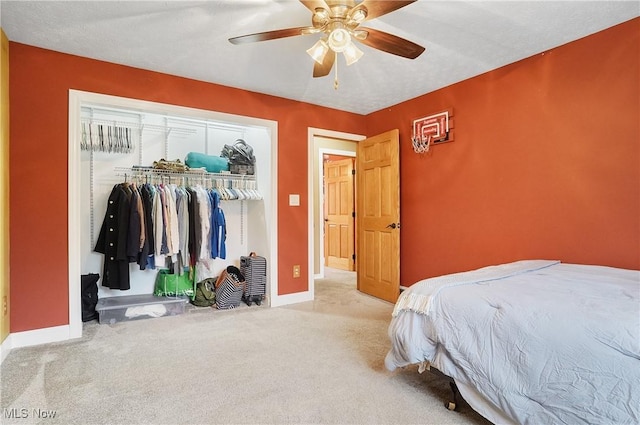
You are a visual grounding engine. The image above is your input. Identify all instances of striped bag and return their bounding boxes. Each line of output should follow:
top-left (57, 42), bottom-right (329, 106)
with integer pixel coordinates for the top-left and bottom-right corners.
top-left (215, 272), bottom-right (243, 310)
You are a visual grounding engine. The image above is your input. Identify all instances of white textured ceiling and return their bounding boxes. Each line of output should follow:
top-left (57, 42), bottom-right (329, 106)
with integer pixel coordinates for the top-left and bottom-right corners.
top-left (1, 0), bottom-right (638, 114)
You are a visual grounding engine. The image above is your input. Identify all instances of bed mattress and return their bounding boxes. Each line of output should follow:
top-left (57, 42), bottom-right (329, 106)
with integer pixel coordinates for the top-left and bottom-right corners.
top-left (385, 260), bottom-right (640, 425)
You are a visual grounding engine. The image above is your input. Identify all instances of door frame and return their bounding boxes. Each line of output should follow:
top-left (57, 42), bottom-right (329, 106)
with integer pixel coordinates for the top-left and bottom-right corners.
top-left (307, 128), bottom-right (365, 295)
top-left (320, 153), bottom-right (356, 274)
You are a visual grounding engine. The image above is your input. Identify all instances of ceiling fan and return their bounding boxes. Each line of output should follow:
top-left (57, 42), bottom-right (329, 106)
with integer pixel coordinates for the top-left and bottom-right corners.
top-left (229, 0), bottom-right (425, 86)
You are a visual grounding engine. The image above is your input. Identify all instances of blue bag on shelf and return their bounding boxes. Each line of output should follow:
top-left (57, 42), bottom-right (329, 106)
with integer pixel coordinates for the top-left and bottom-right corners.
top-left (184, 152), bottom-right (230, 173)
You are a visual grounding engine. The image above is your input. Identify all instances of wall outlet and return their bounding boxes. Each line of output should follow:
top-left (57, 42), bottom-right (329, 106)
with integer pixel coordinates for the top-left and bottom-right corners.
top-left (293, 265), bottom-right (301, 278)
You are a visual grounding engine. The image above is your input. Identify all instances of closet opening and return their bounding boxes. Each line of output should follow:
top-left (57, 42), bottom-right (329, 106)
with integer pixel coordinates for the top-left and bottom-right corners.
top-left (68, 90), bottom-right (278, 337)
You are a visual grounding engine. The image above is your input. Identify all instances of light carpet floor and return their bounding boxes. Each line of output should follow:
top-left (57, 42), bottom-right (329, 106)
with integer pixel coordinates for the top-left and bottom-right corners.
top-left (1, 268), bottom-right (493, 425)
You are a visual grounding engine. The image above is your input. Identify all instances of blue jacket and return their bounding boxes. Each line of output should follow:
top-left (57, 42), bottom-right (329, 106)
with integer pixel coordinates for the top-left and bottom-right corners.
top-left (209, 190), bottom-right (226, 259)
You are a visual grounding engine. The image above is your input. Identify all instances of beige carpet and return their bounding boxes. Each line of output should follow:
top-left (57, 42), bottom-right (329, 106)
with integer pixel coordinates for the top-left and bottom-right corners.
top-left (1, 268), bottom-right (492, 425)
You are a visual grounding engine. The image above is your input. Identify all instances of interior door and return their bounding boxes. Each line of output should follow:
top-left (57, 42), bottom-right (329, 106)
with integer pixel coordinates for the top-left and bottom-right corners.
top-left (356, 129), bottom-right (400, 303)
top-left (324, 158), bottom-right (355, 271)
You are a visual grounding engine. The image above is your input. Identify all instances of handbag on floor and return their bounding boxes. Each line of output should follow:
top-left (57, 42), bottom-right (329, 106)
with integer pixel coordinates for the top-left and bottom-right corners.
top-left (215, 266), bottom-right (244, 310)
top-left (154, 269), bottom-right (194, 298)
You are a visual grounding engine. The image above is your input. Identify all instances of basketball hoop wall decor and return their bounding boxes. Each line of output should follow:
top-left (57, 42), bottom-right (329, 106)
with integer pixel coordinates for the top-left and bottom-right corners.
top-left (412, 108), bottom-right (455, 154)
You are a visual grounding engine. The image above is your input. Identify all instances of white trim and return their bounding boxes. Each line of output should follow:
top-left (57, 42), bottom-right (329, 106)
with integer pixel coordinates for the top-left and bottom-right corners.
top-left (268, 120), bottom-right (279, 308)
top-left (68, 92), bottom-right (83, 340)
top-left (269, 290), bottom-right (313, 307)
top-left (66, 90), bottom-right (280, 341)
top-left (307, 127), bottom-right (365, 298)
top-left (9, 325), bottom-right (72, 349)
top-left (0, 334), bottom-right (12, 364)
top-left (308, 129), bottom-right (316, 293)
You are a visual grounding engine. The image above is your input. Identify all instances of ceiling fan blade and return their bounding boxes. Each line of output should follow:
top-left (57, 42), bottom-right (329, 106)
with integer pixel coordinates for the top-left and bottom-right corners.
top-left (229, 27), bottom-right (314, 45)
top-left (353, 0), bottom-right (416, 21)
top-left (299, 0), bottom-right (330, 14)
top-left (313, 50), bottom-right (336, 78)
top-left (357, 27), bottom-right (425, 59)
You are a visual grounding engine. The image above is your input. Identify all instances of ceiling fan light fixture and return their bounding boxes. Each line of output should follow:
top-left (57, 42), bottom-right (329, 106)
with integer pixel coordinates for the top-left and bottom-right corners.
top-left (312, 8), bottom-right (330, 27)
top-left (306, 38), bottom-right (329, 64)
top-left (327, 28), bottom-right (351, 53)
top-left (315, 7), bottom-right (329, 21)
top-left (343, 42), bottom-right (364, 66)
top-left (351, 8), bottom-right (367, 23)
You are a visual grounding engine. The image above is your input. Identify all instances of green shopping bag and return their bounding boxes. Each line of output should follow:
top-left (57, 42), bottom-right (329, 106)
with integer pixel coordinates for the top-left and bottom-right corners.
top-left (154, 269), bottom-right (194, 298)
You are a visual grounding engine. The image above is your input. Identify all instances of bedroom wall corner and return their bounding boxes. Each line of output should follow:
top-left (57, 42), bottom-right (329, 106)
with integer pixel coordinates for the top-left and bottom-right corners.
top-left (0, 28), bottom-right (11, 347)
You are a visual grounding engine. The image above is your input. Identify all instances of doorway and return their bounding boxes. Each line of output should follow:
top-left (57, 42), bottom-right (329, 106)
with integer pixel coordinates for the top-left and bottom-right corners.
top-left (323, 156), bottom-right (355, 272)
top-left (308, 128), bottom-right (401, 304)
top-left (308, 128), bottom-right (364, 301)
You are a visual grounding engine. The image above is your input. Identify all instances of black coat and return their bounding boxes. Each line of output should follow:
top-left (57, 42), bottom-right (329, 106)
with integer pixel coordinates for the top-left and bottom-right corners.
top-left (94, 184), bottom-right (131, 290)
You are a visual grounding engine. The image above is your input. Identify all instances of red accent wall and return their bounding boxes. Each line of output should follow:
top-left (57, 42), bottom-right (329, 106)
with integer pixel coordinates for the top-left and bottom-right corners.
top-left (366, 18), bottom-right (639, 285)
top-left (8, 44), bottom-right (366, 332)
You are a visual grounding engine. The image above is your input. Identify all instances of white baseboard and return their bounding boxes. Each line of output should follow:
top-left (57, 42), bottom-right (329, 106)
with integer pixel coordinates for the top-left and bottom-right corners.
top-left (0, 334), bottom-right (12, 364)
top-left (7, 325), bottom-right (77, 352)
top-left (270, 290), bottom-right (313, 307)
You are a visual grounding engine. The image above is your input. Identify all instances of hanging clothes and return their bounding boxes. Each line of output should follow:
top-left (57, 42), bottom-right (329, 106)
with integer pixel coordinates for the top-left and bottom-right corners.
top-left (138, 183), bottom-right (155, 270)
top-left (95, 176), bottom-right (238, 290)
top-left (94, 183), bottom-right (132, 290)
top-left (152, 185), bottom-right (168, 259)
top-left (195, 186), bottom-right (211, 260)
top-left (210, 190), bottom-right (227, 259)
top-left (186, 186), bottom-right (199, 267)
top-left (175, 186), bottom-right (190, 267)
top-left (126, 185), bottom-right (142, 263)
top-left (164, 184), bottom-right (180, 262)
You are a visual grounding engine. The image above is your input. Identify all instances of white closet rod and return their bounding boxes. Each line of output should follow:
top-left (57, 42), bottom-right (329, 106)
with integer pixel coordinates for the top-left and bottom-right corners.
top-left (166, 116), bottom-right (250, 133)
top-left (81, 106), bottom-right (196, 135)
top-left (114, 167), bottom-right (256, 181)
top-left (81, 105), bottom-right (141, 119)
top-left (81, 117), bottom-right (141, 130)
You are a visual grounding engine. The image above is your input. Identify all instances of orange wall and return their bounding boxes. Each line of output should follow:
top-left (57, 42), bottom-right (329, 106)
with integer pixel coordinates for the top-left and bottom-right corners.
top-left (1, 29), bottom-right (10, 343)
top-left (8, 43), bottom-right (366, 332)
top-left (8, 18), bottom-right (639, 333)
top-left (367, 18), bottom-right (639, 285)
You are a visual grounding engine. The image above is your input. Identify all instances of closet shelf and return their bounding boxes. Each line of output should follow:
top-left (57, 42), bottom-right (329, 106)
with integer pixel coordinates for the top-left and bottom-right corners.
top-left (81, 106), bottom-right (197, 136)
top-left (115, 167), bottom-right (256, 181)
top-left (114, 167), bottom-right (262, 201)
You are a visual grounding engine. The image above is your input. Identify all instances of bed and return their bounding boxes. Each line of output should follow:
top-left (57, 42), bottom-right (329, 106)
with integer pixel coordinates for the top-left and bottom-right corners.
top-left (384, 260), bottom-right (640, 425)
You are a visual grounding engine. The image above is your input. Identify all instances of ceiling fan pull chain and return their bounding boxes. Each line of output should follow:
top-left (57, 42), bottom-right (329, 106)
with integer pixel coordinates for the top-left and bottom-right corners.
top-left (334, 51), bottom-right (339, 90)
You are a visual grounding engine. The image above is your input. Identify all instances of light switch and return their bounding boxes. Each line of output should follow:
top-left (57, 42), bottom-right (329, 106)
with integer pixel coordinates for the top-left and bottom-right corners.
top-left (289, 194), bottom-right (300, 206)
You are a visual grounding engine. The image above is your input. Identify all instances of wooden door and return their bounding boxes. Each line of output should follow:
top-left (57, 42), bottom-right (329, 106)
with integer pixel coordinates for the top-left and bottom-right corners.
top-left (324, 158), bottom-right (355, 271)
top-left (356, 130), bottom-right (400, 303)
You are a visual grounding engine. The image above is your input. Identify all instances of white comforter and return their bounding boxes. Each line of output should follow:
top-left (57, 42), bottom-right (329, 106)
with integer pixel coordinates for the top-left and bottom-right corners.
top-left (385, 260), bottom-right (640, 425)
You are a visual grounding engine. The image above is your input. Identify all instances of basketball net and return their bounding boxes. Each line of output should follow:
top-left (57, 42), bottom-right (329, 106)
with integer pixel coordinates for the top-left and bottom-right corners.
top-left (412, 133), bottom-right (432, 154)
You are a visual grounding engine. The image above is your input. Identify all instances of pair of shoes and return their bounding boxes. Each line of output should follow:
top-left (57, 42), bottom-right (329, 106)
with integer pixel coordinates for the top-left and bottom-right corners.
top-left (153, 158), bottom-right (188, 172)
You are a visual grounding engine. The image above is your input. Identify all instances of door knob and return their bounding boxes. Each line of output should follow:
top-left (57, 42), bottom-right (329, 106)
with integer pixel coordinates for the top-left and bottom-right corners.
top-left (386, 223), bottom-right (397, 229)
